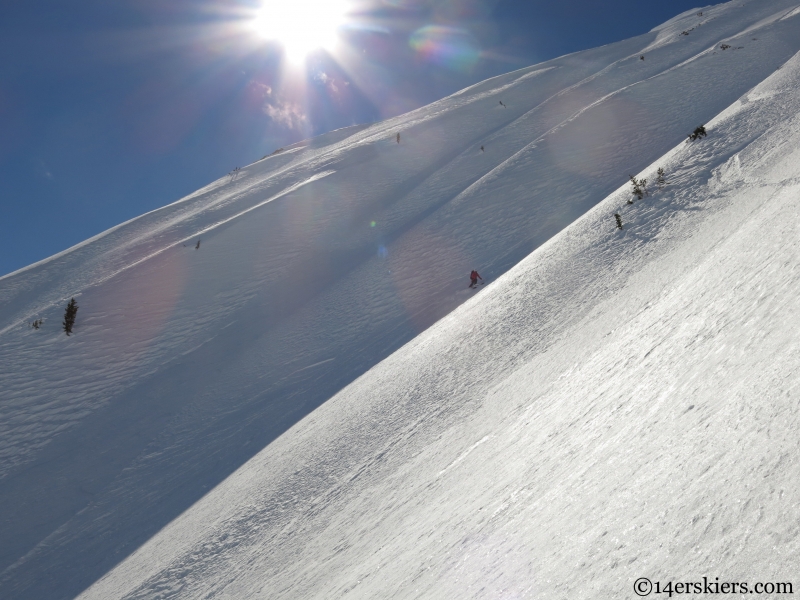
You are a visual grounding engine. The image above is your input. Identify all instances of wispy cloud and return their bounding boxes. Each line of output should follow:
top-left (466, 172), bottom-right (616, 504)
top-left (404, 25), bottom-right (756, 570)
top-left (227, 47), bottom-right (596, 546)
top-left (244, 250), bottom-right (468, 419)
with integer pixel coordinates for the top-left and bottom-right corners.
top-left (314, 71), bottom-right (342, 95)
top-left (250, 82), bottom-right (307, 131)
top-left (263, 100), bottom-right (308, 130)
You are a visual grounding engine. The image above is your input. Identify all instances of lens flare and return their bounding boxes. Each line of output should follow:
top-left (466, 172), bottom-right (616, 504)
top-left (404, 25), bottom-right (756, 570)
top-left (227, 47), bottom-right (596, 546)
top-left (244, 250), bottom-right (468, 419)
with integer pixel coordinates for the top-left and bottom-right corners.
top-left (409, 25), bottom-right (480, 72)
top-left (381, 0), bottom-right (426, 7)
top-left (251, 0), bottom-right (349, 63)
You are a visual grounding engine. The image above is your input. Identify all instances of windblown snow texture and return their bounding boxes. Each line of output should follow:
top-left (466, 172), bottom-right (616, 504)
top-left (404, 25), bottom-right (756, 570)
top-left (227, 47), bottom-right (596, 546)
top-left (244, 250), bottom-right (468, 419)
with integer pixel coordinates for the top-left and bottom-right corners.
top-left (3, 1), bottom-right (800, 599)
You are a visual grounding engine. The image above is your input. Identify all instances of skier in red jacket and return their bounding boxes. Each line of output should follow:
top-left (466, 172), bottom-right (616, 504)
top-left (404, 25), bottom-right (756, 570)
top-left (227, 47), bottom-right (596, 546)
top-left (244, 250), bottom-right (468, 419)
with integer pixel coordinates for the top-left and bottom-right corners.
top-left (469, 270), bottom-right (483, 288)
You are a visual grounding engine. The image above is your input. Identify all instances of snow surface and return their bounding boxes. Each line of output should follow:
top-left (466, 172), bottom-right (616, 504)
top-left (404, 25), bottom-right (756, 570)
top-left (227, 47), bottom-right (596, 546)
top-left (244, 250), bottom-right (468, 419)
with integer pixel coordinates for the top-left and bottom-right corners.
top-left (3, 1), bottom-right (800, 598)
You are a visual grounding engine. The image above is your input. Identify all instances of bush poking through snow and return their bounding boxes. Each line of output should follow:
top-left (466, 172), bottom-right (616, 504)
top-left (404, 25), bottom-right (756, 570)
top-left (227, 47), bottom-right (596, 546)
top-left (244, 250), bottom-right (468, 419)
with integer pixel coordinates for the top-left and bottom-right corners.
top-left (657, 167), bottom-right (667, 188)
top-left (614, 213), bottom-right (623, 229)
top-left (30, 319), bottom-right (43, 330)
top-left (63, 299), bottom-right (78, 336)
top-left (720, 43), bottom-right (732, 50)
top-left (688, 125), bottom-right (707, 141)
top-left (628, 175), bottom-right (648, 202)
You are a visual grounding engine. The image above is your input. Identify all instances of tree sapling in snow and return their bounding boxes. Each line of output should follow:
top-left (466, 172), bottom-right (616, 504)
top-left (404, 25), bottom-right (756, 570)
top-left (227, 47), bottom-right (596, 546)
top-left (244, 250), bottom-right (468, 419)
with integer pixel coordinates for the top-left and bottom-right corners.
top-left (657, 167), bottom-right (667, 188)
top-left (628, 175), bottom-right (648, 203)
top-left (30, 319), bottom-right (43, 330)
top-left (63, 298), bottom-right (78, 336)
top-left (614, 214), bottom-right (623, 229)
top-left (688, 125), bottom-right (707, 141)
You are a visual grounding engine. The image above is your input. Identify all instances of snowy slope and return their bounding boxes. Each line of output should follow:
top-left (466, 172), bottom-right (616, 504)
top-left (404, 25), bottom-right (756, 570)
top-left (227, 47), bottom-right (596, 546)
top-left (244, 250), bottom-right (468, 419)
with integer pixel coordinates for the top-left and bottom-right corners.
top-left (80, 45), bottom-right (800, 600)
top-left (2, 1), bottom-right (800, 598)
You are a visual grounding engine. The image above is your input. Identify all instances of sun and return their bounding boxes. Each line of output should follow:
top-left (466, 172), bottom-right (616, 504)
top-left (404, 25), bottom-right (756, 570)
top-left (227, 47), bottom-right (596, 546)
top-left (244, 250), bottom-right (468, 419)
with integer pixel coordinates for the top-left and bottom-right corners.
top-left (250, 0), bottom-right (349, 63)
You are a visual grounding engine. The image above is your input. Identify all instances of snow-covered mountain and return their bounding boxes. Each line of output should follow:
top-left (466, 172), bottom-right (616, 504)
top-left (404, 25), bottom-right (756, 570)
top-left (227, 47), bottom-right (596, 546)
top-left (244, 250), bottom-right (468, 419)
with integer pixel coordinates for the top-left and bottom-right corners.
top-left (3, 1), bottom-right (800, 598)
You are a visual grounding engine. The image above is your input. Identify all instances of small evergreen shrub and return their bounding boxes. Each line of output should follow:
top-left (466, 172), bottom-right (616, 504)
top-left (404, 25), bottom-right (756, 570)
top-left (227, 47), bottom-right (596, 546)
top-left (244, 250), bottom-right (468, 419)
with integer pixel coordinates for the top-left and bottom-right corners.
top-left (614, 214), bottom-right (623, 229)
top-left (30, 319), bottom-right (43, 330)
top-left (687, 125), bottom-right (707, 141)
top-left (720, 44), bottom-right (731, 50)
top-left (656, 167), bottom-right (667, 188)
top-left (63, 298), bottom-right (78, 336)
top-left (628, 175), bottom-right (648, 202)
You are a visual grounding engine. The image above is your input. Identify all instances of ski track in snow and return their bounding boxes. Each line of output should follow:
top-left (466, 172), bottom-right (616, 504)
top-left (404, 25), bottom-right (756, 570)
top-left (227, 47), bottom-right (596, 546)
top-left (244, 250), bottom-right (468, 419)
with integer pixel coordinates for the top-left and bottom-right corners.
top-left (2, 1), bottom-right (800, 599)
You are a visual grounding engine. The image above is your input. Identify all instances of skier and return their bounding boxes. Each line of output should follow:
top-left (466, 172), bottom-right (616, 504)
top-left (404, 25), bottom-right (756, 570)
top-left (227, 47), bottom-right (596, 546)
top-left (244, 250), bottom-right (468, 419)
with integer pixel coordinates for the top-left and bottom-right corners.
top-left (469, 269), bottom-right (483, 288)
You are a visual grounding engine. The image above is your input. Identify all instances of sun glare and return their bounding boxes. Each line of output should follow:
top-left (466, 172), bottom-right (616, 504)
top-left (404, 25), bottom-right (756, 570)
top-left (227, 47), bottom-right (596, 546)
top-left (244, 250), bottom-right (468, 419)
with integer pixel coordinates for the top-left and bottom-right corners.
top-left (251, 0), bottom-right (348, 63)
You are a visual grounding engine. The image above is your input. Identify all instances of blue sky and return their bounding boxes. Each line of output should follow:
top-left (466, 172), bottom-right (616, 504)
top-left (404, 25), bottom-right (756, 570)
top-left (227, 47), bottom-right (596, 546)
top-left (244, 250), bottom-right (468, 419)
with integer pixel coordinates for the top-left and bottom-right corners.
top-left (0, 0), bottom-right (707, 277)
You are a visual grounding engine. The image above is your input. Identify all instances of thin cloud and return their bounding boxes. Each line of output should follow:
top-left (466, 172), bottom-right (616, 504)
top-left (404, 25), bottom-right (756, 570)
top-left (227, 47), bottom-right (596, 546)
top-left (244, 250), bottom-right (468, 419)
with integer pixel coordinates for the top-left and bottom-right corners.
top-left (314, 71), bottom-right (343, 95)
top-left (248, 81), bottom-right (307, 130)
top-left (263, 99), bottom-right (308, 130)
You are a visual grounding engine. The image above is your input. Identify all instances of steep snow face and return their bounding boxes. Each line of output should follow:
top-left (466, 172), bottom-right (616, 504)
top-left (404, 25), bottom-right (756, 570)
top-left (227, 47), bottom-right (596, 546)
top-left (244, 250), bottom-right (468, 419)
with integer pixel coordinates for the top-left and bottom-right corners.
top-left (2, 1), bottom-right (800, 598)
top-left (80, 47), bottom-right (800, 600)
